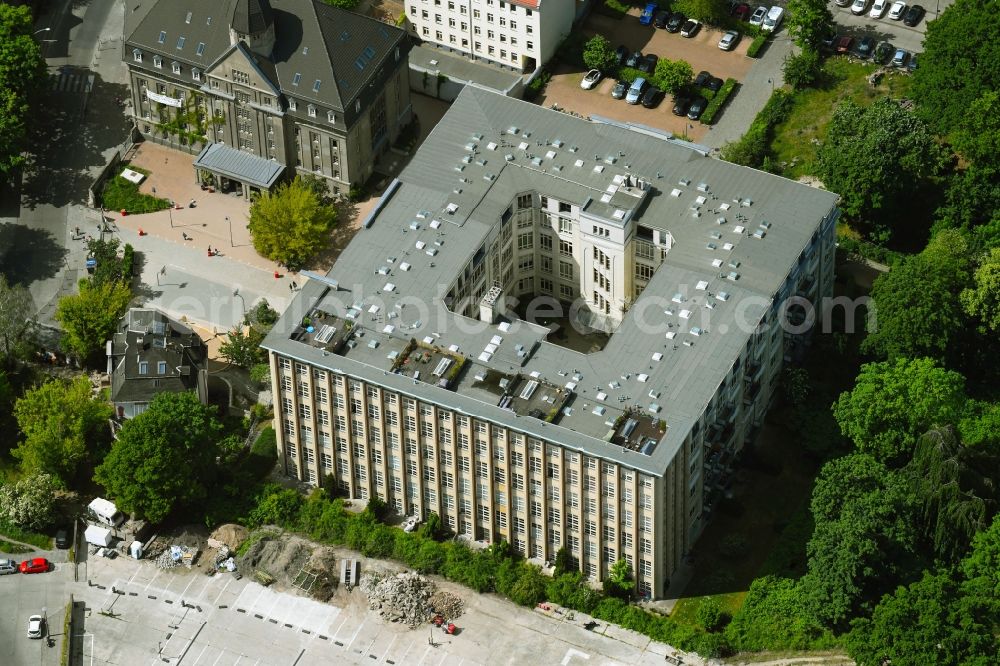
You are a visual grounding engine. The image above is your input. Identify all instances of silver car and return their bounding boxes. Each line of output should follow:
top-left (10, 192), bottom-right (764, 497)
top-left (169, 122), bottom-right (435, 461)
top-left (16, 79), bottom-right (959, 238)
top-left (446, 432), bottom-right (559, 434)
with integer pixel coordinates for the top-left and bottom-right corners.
top-left (891, 48), bottom-right (909, 67)
top-left (718, 30), bottom-right (740, 51)
top-left (0, 558), bottom-right (18, 575)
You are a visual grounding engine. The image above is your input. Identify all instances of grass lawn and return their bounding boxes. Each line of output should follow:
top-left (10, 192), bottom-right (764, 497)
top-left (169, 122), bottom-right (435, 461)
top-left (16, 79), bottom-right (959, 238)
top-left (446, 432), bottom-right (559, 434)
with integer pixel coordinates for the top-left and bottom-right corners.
top-left (771, 58), bottom-right (913, 180)
top-left (0, 521), bottom-right (53, 550)
top-left (0, 538), bottom-right (33, 554)
top-left (101, 164), bottom-right (172, 214)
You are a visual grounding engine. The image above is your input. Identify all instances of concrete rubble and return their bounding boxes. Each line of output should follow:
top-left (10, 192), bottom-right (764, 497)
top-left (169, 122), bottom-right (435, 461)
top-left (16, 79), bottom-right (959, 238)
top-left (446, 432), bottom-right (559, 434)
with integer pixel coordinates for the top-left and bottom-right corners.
top-left (359, 571), bottom-right (440, 627)
top-left (154, 544), bottom-right (198, 570)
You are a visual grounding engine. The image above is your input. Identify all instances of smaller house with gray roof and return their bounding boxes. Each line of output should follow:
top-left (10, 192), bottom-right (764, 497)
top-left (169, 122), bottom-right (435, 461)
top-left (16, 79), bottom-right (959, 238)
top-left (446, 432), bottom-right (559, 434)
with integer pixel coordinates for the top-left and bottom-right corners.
top-left (107, 309), bottom-right (208, 419)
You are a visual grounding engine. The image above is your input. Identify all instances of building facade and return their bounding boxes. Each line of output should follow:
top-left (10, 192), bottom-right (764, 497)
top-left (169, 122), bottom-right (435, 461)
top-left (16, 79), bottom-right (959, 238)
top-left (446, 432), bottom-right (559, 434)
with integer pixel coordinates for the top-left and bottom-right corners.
top-left (262, 88), bottom-right (839, 598)
top-left (123, 0), bottom-right (412, 195)
top-left (405, 0), bottom-right (576, 72)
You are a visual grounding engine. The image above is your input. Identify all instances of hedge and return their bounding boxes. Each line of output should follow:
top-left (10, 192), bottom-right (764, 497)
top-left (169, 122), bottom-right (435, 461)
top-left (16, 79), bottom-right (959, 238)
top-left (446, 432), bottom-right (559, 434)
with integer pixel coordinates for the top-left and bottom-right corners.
top-left (700, 78), bottom-right (738, 125)
top-left (747, 34), bottom-right (770, 59)
top-left (524, 70), bottom-right (551, 101)
top-left (720, 88), bottom-right (794, 168)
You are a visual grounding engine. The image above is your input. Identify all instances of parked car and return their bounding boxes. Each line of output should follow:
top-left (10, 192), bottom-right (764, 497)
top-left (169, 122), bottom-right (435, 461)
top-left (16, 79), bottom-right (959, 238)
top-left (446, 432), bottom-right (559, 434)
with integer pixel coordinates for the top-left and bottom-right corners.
top-left (869, 0), bottom-right (889, 17)
top-left (654, 10), bottom-right (670, 29)
top-left (902, 3), bottom-right (924, 25)
top-left (820, 30), bottom-right (838, 51)
top-left (641, 86), bottom-right (664, 108)
top-left (835, 35), bottom-right (854, 54)
top-left (614, 44), bottom-right (630, 67)
top-left (907, 54), bottom-right (918, 72)
top-left (888, 0), bottom-right (907, 18)
top-left (835, 0), bottom-right (851, 5)
top-left (665, 11), bottom-right (686, 32)
top-left (851, 0), bottom-right (869, 14)
top-left (19, 558), bottom-right (50, 574)
top-left (638, 53), bottom-right (658, 74)
top-left (625, 50), bottom-right (643, 68)
top-left (680, 19), bottom-right (701, 37)
top-left (891, 48), bottom-right (909, 67)
top-left (749, 5), bottom-right (767, 26)
top-left (626, 77), bottom-right (649, 105)
top-left (27, 615), bottom-right (45, 639)
top-left (694, 70), bottom-right (713, 87)
top-left (672, 95), bottom-right (691, 116)
top-left (581, 69), bottom-right (602, 90)
top-left (611, 80), bottom-right (629, 99)
top-left (762, 6), bottom-right (783, 31)
top-left (874, 40), bottom-right (894, 63)
top-left (718, 30), bottom-right (741, 51)
top-left (857, 35), bottom-right (876, 58)
top-left (732, 3), bottom-right (751, 20)
top-left (687, 96), bottom-right (709, 120)
top-left (0, 558), bottom-right (18, 575)
top-left (639, 1), bottom-right (657, 25)
top-left (55, 529), bottom-right (71, 549)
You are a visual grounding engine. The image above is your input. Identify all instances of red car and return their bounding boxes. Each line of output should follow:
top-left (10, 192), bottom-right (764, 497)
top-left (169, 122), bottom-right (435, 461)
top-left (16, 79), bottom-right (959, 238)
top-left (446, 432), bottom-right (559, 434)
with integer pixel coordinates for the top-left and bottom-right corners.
top-left (732, 3), bottom-right (751, 20)
top-left (835, 35), bottom-right (854, 54)
top-left (19, 558), bottom-right (50, 574)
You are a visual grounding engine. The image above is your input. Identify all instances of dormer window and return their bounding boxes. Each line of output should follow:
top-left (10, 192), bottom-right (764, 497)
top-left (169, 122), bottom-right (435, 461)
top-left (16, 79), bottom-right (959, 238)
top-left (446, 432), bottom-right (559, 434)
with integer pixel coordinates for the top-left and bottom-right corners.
top-left (192, 68), bottom-right (201, 81)
top-left (355, 99), bottom-right (361, 113)
top-left (171, 61), bottom-right (181, 75)
top-left (139, 361), bottom-right (148, 375)
top-left (327, 110), bottom-right (335, 123)
top-left (153, 55), bottom-right (162, 68)
top-left (288, 99), bottom-right (297, 111)
top-left (133, 49), bottom-right (142, 63)
top-left (307, 104), bottom-right (316, 118)
top-left (158, 361), bottom-right (167, 374)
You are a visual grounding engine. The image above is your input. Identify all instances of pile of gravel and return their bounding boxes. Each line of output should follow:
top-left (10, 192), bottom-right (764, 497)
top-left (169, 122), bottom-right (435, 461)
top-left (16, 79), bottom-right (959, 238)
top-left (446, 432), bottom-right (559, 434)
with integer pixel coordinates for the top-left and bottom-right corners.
top-left (359, 571), bottom-right (436, 627)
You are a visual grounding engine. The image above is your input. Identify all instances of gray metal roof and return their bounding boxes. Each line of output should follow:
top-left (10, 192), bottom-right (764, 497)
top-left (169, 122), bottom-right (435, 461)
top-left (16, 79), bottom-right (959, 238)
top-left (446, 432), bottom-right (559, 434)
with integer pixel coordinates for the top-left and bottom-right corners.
top-left (194, 142), bottom-right (285, 188)
top-left (231, 0), bottom-right (275, 35)
top-left (409, 43), bottom-right (524, 94)
top-left (263, 87), bottom-right (840, 477)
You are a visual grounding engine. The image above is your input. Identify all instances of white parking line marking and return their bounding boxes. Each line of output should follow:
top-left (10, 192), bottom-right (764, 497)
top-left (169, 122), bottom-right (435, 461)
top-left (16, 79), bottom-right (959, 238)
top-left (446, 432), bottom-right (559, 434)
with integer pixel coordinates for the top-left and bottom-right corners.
top-left (126, 563), bottom-right (143, 585)
top-left (211, 648), bottom-right (224, 666)
top-left (380, 635), bottom-right (398, 662)
top-left (416, 645), bottom-right (433, 666)
top-left (211, 577), bottom-right (233, 606)
top-left (179, 576), bottom-right (197, 601)
top-left (345, 618), bottom-right (366, 650)
top-left (191, 643), bottom-right (210, 665)
top-left (143, 569), bottom-right (160, 592)
top-left (331, 615), bottom-right (350, 640)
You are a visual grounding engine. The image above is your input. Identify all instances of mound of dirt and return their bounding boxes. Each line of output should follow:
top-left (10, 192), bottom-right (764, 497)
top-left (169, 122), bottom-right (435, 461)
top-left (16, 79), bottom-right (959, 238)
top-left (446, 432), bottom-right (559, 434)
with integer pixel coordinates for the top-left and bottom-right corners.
top-left (209, 524), bottom-right (249, 551)
top-left (236, 530), bottom-right (342, 600)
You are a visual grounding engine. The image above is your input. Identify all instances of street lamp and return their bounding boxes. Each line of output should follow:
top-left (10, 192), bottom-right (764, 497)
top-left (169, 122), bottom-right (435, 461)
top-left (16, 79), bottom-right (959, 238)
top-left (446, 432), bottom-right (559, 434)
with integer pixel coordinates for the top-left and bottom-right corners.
top-left (33, 27), bottom-right (51, 36)
top-left (226, 216), bottom-right (233, 247)
top-left (233, 288), bottom-right (246, 323)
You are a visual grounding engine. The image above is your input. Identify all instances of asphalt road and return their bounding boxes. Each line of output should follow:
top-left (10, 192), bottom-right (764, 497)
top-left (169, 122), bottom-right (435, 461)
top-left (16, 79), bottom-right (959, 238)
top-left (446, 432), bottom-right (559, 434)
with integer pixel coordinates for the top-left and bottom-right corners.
top-left (828, 0), bottom-right (954, 55)
top-left (0, 562), bottom-right (73, 666)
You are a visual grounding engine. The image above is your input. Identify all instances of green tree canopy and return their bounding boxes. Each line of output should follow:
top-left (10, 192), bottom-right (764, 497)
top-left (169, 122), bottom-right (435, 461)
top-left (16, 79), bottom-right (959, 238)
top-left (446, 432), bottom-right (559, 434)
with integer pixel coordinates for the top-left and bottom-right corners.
top-left (672, 0), bottom-right (728, 25)
top-left (94, 391), bottom-right (223, 522)
top-left (12, 376), bottom-right (114, 488)
top-left (0, 4), bottom-right (47, 176)
top-left (0, 472), bottom-right (57, 530)
top-left (951, 90), bottom-right (1000, 169)
top-left (248, 176), bottom-right (337, 270)
top-left (219, 325), bottom-right (267, 368)
top-left (802, 453), bottom-right (919, 628)
top-left (961, 247), bottom-right (1000, 333)
top-left (785, 0), bottom-right (834, 51)
top-left (582, 35), bottom-right (616, 73)
top-left (911, 0), bottom-right (1000, 133)
top-left (724, 575), bottom-right (832, 651)
top-left (833, 358), bottom-right (967, 465)
top-left (816, 98), bottom-right (944, 229)
top-left (652, 58), bottom-right (694, 95)
top-left (55, 278), bottom-right (133, 363)
top-left (862, 230), bottom-right (972, 363)
top-left (0, 274), bottom-right (33, 367)
top-left (782, 48), bottom-right (823, 90)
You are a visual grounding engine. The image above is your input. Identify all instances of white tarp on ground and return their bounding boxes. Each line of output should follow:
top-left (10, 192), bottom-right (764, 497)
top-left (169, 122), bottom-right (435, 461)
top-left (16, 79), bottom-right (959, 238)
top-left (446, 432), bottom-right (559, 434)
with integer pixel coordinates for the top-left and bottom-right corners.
top-left (84, 525), bottom-right (113, 547)
top-left (120, 168), bottom-right (145, 184)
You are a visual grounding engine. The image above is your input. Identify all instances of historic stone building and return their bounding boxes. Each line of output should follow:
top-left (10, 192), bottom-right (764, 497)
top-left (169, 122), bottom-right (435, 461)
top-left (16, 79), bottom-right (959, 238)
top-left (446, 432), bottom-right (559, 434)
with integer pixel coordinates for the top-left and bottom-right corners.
top-left (123, 0), bottom-right (412, 195)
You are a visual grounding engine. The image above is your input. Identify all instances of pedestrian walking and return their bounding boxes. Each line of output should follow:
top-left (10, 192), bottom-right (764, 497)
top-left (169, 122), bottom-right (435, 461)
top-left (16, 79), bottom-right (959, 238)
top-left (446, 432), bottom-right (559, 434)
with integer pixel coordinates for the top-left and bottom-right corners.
top-left (289, 283), bottom-right (293, 292)
top-left (207, 245), bottom-right (213, 257)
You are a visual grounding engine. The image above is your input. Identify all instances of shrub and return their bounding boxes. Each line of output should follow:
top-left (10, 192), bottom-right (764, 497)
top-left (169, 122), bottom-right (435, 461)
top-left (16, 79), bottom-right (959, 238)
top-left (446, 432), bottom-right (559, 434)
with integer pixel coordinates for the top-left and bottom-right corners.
top-left (595, 0), bottom-right (632, 19)
top-left (617, 67), bottom-right (645, 84)
top-left (783, 48), bottom-right (823, 90)
top-left (700, 78), bottom-right (737, 124)
top-left (524, 70), bottom-right (551, 101)
top-left (747, 33), bottom-right (770, 58)
top-left (720, 88), bottom-right (793, 167)
top-left (696, 598), bottom-right (728, 632)
top-left (583, 35), bottom-right (617, 73)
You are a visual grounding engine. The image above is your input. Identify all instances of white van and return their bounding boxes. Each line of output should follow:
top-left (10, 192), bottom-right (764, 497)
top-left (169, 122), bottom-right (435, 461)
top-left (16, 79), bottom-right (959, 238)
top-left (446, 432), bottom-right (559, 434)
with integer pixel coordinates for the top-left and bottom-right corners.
top-left (762, 6), bottom-right (784, 32)
top-left (88, 497), bottom-right (125, 528)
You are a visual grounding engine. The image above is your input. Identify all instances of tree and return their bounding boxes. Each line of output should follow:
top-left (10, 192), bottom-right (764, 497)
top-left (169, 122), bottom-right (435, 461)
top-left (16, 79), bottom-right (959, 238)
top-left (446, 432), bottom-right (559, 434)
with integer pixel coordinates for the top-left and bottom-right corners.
top-left (0, 473), bottom-right (57, 530)
top-left (55, 278), bottom-right (133, 363)
top-left (958, 400), bottom-right (1000, 449)
top-left (582, 35), bottom-right (616, 73)
top-left (553, 546), bottom-right (576, 576)
top-left (0, 4), bottom-right (47, 176)
top-left (12, 376), bottom-right (114, 487)
top-left (94, 391), bottom-right (223, 522)
top-left (961, 248), bottom-right (1000, 333)
top-left (696, 597), bottom-right (727, 632)
top-left (603, 558), bottom-right (635, 599)
top-left (782, 49), bottom-right (822, 90)
top-left (219, 325), bottom-right (267, 368)
top-left (951, 91), bottom-right (1000, 169)
top-left (911, 0), bottom-right (1000, 133)
top-left (672, 0), bottom-right (728, 25)
top-left (816, 98), bottom-right (944, 228)
top-left (0, 274), bottom-right (33, 367)
top-left (833, 358), bottom-right (967, 465)
top-left (785, 0), bottom-right (834, 51)
top-left (781, 367), bottom-right (810, 406)
top-left (652, 58), bottom-right (693, 95)
top-left (802, 453), bottom-right (919, 628)
top-left (322, 0), bottom-right (361, 9)
top-left (248, 177), bottom-right (336, 270)
top-left (85, 237), bottom-right (132, 287)
top-left (507, 563), bottom-right (548, 606)
top-left (724, 576), bottom-right (831, 651)
top-left (862, 231), bottom-right (972, 363)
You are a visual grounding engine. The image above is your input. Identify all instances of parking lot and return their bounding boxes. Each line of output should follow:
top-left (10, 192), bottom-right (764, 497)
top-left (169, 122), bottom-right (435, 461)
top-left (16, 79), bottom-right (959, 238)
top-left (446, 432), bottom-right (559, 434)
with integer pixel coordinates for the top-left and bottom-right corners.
top-left (0, 560), bottom-right (73, 666)
top-left (63, 554), bottom-right (703, 665)
top-left (539, 12), bottom-right (755, 144)
top-left (829, 0), bottom-right (954, 55)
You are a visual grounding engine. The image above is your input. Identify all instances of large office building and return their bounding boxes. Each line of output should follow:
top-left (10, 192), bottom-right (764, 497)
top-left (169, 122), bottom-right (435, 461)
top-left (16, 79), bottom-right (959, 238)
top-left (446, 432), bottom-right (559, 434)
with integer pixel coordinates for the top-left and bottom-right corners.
top-left (262, 87), bottom-right (839, 597)
top-left (405, 0), bottom-right (576, 73)
top-left (123, 0), bottom-right (412, 196)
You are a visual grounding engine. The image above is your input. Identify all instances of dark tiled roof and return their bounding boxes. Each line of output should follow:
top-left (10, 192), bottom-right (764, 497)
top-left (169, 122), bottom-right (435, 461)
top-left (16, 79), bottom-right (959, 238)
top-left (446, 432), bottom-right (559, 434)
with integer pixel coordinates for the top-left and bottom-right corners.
top-left (231, 0), bottom-right (275, 34)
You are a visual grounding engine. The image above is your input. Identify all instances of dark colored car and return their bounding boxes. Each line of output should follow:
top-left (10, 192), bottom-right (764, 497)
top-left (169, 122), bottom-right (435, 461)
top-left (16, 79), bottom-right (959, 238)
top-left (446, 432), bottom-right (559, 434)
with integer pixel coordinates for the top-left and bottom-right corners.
top-left (665, 11), bottom-right (686, 32)
top-left (672, 96), bottom-right (691, 116)
top-left (820, 31), bottom-right (838, 51)
top-left (687, 96), bottom-right (709, 121)
top-left (55, 529), bottom-right (71, 549)
top-left (625, 50), bottom-right (643, 68)
top-left (902, 3), bottom-right (924, 26)
top-left (874, 40), bottom-right (894, 63)
top-left (732, 2), bottom-right (751, 20)
top-left (857, 35), bottom-right (876, 58)
top-left (19, 558), bottom-right (50, 574)
top-left (680, 19), bottom-right (701, 37)
top-left (611, 80), bottom-right (629, 99)
top-left (641, 86), bottom-right (664, 108)
top-left (638, 53), bottom-right (659, 74)
top-left (705, 76), bottom-right (723, 92)
top-left (835, 35), bottom-right (854, 54)
top-left (614, 44), bottom-right (629, 67)
top-left (654, 10), bottom-right (670, 29)
top-left (694, 70), bottom-right (712, 87)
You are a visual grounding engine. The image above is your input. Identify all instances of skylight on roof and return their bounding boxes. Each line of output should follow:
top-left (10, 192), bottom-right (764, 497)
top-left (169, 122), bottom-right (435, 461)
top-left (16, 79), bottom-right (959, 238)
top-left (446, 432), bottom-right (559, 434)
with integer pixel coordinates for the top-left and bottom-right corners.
top-left (313, 79), bottom-right (321, 92)
top-left (196, 42), bottom-right (205, 56)
top-left (302, 46), bottom-right (309, 55)
top-left (206, 16), bottom-right (212, 25)
top-left (292, 72), bottom-right (301, 85)
top-left (185, 11), bottom-right (192, 24)
top-left (176, 36), bottom-right (185, 50)
top-left (158, 31), bottom-right (166, 44)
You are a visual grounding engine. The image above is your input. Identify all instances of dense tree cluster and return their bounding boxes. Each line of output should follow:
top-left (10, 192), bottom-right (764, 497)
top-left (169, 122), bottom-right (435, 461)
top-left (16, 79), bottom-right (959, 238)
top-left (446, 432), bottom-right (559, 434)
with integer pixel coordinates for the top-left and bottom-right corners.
top-left (0, 4), bottom-right (47, 177)
top-left (248, 176), bottom-right (337, 270)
